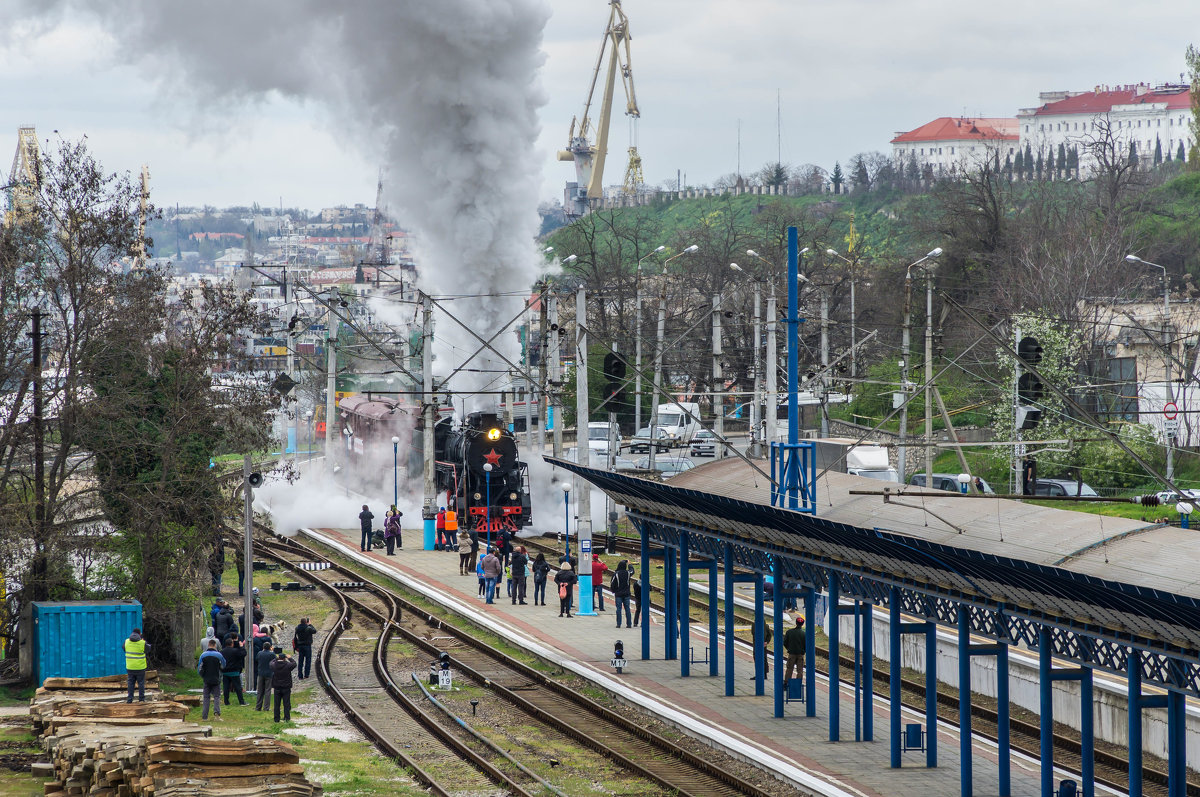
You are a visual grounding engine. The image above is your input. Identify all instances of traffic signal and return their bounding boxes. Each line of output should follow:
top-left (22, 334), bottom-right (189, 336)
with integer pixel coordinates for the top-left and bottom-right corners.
top-left (1015, 336), bottom-right (1043, 430)
top-left (439, 651), bottom-right (451, 670)
top-left (602, 352), bottom-right (628, 410)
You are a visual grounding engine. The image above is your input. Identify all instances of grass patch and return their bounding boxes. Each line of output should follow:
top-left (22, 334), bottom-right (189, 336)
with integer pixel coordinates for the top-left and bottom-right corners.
top-left (0, 687), bottom-right (35, 708)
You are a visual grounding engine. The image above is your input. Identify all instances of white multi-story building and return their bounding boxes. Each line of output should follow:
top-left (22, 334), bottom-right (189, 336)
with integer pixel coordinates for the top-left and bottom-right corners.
top-left (891, 117), bottom-right (1018, 175)
top-left (1017, 84), bottom-right (1193, 175)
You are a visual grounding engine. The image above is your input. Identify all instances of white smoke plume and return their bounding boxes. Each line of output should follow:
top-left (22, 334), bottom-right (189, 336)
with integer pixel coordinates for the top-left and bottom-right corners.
top-left (8, 0), bottom-right (552, 407)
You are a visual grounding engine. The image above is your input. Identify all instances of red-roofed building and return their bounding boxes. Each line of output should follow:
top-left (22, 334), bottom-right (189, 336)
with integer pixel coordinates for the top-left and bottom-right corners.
top-left (891, 117), bottom-right (1018, 176)
top-left (1017, 83), bottom-right (1193, 174)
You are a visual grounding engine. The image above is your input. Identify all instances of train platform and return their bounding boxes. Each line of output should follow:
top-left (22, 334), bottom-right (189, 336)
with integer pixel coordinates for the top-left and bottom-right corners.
top-left (298, 526), bottom-right (1119, 797)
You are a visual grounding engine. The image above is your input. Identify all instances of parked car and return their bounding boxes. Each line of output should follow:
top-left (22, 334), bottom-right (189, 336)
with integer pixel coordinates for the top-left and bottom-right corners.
top-left (634, 456), bottom-right (695, 479)
top-left (587, 421), bottom-right (618, 457)
top-left (1153, 488), bottom-right (1200, 504)
top-left (629, 426), bottom-right (672, 453)
top-left (1034, 478), bottom-right (1098, 497)
top-left (909, 472), bottom-right (995, 494)
top-left (689, 429), bottom-right (718, 457)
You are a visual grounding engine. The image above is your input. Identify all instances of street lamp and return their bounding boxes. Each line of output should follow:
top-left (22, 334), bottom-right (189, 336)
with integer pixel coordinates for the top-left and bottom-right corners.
top-left (1126, 253), bottom-right (1174, 481)
top-left (483, 462), bottom-right (493, 549)
top-left (391, 436), bottom-right (400, 508)
top-left (649, 244), bottom-right (699, 471)
top-left (561, 482), bottom-right (571, 559)
top-left (635, 245), bottom-right (668, 432)
top-left (730, 263), bottom-right (764, 456)
top-left (901, 247), bottom-right (943, 487)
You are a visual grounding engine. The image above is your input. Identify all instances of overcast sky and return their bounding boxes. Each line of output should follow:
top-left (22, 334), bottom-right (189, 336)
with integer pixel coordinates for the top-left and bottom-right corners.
top-left (1, 1), bottom-right (1198, 212)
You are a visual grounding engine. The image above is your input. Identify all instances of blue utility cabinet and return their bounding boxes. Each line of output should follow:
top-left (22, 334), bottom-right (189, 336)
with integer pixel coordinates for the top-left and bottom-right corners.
top-left (19, 600), bottom-right (143, 686)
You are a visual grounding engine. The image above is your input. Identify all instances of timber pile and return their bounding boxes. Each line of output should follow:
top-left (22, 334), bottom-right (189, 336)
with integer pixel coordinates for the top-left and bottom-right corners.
top-left (32, 676), bottom-right (322, 797)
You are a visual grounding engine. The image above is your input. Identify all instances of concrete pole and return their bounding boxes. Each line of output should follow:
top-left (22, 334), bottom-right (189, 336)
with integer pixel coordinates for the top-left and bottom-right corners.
top-left (575, 285), bottom-right (594, 615)
top-left (712, 294), bottom-right (724, 457)
top-left (324, 293), bottom-right (337, 474)
top-left (422, 294), bottom-right (436, 550)
top-left (1165, 281), bottom-right (1174, 481)
top-left (242, 455), bottom-right (255, 692)
top-left (765, 292), bottom-right (778, 449)
top-left (850, 271), bottom-right (857, 378)
top-left (538, 290), bottom-right (548, 455)
top-left (287, 345), bottom-right (297, 462)
top-left (820, 290), bottom-right (829, 437)
top-left (751, 282), bottom-right (762, 457)
top-left (550, 295), bottom-right (563, 460)
top-left (899, 273), bottom-right (912, 484)
top-left (925, 272), bottom-right (934, 493)
top-left (634, 277), bottom-right (644, 433)
top-left (649, 267), bottom-right (669, 471)
top-left (523, 304), bottom-right (533, 447)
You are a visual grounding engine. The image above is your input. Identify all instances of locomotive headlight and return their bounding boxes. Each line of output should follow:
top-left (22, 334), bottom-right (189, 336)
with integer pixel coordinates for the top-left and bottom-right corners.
top-left (486, 428), bottom-right (501, 441)
top-left (509, 492), bottom-right (517, 501)
top-left (473, 492), bottom-right (482, 501)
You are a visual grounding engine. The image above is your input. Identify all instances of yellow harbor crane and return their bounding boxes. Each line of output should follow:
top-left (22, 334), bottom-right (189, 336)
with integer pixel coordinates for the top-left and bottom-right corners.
top-left (6, 125), bottom-right (40, 227)
top-left (557, 0), bottom-right (641, 219)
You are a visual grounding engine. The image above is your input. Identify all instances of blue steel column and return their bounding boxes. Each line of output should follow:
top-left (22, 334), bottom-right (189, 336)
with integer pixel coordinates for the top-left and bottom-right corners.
top-left (664, 546), bottom-right (677, 660)
top-left (853, 602), bottom-right (862, 740)
top-left (805, 587), bottom-right (816, 715)
top-left (889, 589), bottom-right (901, 768)
top-left (753, 573), bottom-right (765, 696)
top-left (926, 621), bottom-right (938, 767)
top-left (724, 544), bottom-right (735, 695)
top-left (997, 643), bottom-right (1010, 796)
top-left (680, 531), bottom-right (690, 677)
top-left (773, 557), bottom-right (785, 718)
top-left (958, 608), bottom-right (973, 797)
top-left (1129, 652), bottom-right (1143, 797)
top-left (828, 571), bottom-right (841, 741)
top-left (708, 561), bottom-right (719, 676)
top-left (786, 226), bottom-right (800, 509)
top-left (1169, 690), bottom-right (1186, 797)
top-left (863, 602), bottom-right (874, 741)
top-left (1081, 666), bottom-right (1094, 797)
top-left (1039, 627), bottom-right (1053, 797)
top-left (640, 525), bottom-right (650, 660)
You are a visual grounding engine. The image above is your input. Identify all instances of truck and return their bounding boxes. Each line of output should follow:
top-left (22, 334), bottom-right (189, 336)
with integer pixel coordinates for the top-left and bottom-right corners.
top-left (813, 438), bottom-right (899, 483)
top-left (652, 402), bottom-right (700, 447)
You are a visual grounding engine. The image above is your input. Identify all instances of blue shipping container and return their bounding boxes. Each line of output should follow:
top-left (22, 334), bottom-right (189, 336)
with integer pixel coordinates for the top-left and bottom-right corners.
top-left (30, 601), bottom-right (142, 686)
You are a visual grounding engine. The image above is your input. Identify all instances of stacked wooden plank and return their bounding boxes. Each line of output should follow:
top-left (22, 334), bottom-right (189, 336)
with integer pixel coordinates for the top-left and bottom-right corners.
top-left (32, 675), bottom-right (321, 797)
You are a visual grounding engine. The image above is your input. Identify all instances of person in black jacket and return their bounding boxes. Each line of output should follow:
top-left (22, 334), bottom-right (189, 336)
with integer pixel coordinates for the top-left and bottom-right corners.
top-left (213, 603), bottom-right (235, 640)
top-left (254, 644), bottom-right (277, 711)
top-left (270, 648), bottom-right (298, 722)
top-left (197, 640), bottom-right (226, 720)
top-left (611, 560), bottom-right (632, 628)
top-left (509, 547), bottom-right (528, 605)
top-left (358, 505), bottom-right (374, 551)
top-left (292, 617), bottom-right (317, 679)
top-left (531, 553), bottom-right (550, 605)
top-left (220, 638), bottom-right (247, 706)
top-left (554, 561), bottom-right (578, 618)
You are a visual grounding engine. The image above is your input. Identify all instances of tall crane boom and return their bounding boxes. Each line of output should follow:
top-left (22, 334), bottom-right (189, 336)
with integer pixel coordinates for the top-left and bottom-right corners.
top-left (557, 1), bottom-right (640, 219)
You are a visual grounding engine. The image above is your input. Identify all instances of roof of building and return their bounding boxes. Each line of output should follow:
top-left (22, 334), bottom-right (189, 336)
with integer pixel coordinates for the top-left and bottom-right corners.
top-left (891, 117), bottom-right (1018, 145)
top-left (1030, 85), bottom-right (1191, 116)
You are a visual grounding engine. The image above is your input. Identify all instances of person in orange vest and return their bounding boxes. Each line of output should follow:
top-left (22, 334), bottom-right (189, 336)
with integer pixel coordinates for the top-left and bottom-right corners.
top-left (443, 504), bottom-right (459, 551)
top-left (435, 507), bottom-right (447, 550)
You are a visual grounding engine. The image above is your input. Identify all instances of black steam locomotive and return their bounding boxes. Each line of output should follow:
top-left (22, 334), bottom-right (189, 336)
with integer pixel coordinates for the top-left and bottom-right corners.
top-left (435, 411), bottom-right (532, 535)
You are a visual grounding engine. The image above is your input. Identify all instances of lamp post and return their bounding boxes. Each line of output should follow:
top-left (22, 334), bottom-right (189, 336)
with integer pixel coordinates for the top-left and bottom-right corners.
top-left (649, 244), bottom-right (699, 471)
top-left (900, 247), bottom-right (943, 486)
top-left (730, 262), bottom-right (763, 457)
top-left (483, 462), bottom-right (493, 549)
top-left (636, 246), bottom-right (667, 432)
top-left (826, 248), bottom-right (859, 378)
top-left (561, 482), bottom-right (571, 559)
top-left (391, 436), bottom-right (400, 508)
top-left (747, 248), bottom-right (803, 448)
top-left (1126, 254), bottom-right (1174, 482)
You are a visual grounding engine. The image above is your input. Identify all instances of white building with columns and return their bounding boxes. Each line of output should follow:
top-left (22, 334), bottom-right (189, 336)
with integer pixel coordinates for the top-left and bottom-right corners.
top-left (1017, 83), bottom-right (1193, 174)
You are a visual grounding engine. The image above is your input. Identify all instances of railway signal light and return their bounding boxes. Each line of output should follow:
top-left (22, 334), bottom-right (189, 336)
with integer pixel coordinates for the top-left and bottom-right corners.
top-left (1015, 336), bottom-right (1043, 430)
top-left (439, 651), bottom-right (451, 670)
top-left (602, 351), bottom-right (628, 411)
top-left (1017, 336), bottom-right (1043, 365)
top-left (611, 640), bottom-right (626, 673)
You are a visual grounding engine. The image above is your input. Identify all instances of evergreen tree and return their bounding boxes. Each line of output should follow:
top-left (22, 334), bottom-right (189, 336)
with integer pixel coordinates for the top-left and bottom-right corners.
top-left (1004, 153), bottom-right (1014, 180)
top-left (1178, 140), bottom-right (1187, 163)
top-left (1166, 141), bottom-right (1174, 162)
top-left (1068, 146), bottom-right (1079, 177)
top-left (831, 161), bottom-right (844, 194)
top-left (1154, 136), bottom-right (1163, 165)
top-left (1045, 150), bottom-right (1055, 178)
top-left (1024, 143), bottom-right (1035, 180)
top-left (905, 152), bottom-right (920, 189)
top-left (1128, 140), bottom-right (1138, 168)
top-left (1057, 143), bottom-right (1067, 178)
top-left (1014, 150), bottom-right (1024, 179)
top-left (1036, 152), bottom-right (1044, 180)
top-left (851, 156), bottom-right (870, 193)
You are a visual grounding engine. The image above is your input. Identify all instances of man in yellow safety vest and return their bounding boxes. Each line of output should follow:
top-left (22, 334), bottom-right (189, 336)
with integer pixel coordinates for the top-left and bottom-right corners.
top-left (124, 627), bottom-right (152, 703)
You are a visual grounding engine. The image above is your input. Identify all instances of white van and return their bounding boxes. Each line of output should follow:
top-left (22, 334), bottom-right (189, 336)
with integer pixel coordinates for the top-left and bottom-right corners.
top-left (587, 421), bottom-right (619, 458)
top-left (653, 402), bottom-right (700, 446)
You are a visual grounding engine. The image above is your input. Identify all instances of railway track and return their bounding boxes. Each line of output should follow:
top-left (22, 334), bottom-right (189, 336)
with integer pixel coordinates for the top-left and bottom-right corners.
top-left (520, 534), bottom-right (1191, 795)
top-left (260, 532), bottom-right (788, 797)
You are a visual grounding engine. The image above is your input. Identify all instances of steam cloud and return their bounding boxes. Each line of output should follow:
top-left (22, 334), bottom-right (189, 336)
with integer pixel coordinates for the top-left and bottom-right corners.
top-left (8, 1), bottom-right (576, 533)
